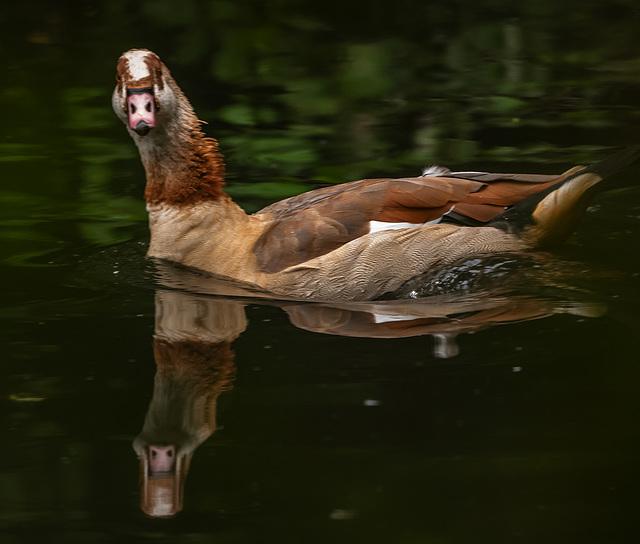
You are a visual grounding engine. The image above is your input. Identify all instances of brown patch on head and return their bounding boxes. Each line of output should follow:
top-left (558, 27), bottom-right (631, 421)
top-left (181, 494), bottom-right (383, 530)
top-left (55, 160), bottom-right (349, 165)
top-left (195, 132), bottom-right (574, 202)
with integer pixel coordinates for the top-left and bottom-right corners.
top-left (114, 55), bottom-right (129, 112)
top-left (144, 52), bottom-right (164, 91)
top-left (116, 49), bottom-right (165, 90)
top-left (115, 55), bottom-right (129, 83)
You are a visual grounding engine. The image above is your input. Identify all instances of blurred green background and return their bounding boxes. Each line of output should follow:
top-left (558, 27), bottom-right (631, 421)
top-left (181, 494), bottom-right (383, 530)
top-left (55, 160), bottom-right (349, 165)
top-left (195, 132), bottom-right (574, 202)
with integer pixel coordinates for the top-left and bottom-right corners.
top-left (2, 0), bottom-right (640, 254)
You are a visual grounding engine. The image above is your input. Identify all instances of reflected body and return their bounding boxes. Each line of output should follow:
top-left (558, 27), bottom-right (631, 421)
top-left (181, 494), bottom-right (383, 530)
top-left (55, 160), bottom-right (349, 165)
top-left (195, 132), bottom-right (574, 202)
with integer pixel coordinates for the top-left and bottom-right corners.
top-left (135, 258), bottom-right (608, 516)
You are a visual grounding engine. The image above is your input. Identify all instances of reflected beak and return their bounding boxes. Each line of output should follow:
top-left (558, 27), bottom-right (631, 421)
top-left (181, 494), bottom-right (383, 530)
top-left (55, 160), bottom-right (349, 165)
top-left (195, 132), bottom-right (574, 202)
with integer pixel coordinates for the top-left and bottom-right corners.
top-left (148, 444), bottom-right (176, 475)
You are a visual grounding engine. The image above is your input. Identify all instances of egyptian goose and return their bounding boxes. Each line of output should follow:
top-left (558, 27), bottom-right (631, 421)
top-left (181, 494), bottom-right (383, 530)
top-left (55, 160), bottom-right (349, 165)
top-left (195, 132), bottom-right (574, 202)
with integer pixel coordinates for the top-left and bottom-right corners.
top-left (113, 49), bottom-right (640, 301)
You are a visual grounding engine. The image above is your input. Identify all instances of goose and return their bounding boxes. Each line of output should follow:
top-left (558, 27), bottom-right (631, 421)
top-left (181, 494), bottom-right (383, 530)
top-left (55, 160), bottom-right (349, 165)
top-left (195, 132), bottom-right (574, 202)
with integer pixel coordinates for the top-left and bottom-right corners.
top-left (112, 48), bottom-right (640, 301)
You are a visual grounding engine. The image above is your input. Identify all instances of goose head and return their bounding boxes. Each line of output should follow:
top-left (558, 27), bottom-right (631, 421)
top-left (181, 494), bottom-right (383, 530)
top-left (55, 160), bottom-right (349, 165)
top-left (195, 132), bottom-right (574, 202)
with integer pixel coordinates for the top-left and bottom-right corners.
top-left (113, 49), bottom-right (225, 205)
top-left (112, 49), bottom-right (184, 140)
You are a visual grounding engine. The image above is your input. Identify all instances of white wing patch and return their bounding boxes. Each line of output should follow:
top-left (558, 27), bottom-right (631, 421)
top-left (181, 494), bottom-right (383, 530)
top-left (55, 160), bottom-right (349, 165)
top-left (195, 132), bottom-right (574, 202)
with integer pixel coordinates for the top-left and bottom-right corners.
top-left (368, 217), bottom-right (443, 235)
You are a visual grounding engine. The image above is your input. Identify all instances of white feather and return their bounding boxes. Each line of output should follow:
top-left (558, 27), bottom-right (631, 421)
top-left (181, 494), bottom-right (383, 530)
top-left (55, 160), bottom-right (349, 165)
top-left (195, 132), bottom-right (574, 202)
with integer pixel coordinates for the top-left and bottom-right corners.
top-left (368, 214), bottom-right (448, 235)
top-left (369, 220), bottom-right (424, 234)
top-left (128, 50), bottom-right (152, 81)
top-left (373, 313), bottom-right (423, 324)
top-left (421, 165), bottom-right (451, 177)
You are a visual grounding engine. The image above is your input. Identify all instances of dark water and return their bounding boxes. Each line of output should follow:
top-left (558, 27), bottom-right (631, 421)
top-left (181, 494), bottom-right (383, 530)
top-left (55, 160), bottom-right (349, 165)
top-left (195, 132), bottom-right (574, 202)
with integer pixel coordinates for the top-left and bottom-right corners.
top-left (2, 1), bottom-right (640, 542)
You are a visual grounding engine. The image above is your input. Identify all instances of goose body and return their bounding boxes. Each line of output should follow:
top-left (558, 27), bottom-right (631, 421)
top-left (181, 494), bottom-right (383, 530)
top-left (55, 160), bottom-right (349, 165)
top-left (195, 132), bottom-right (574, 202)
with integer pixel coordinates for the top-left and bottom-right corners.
top-left (113, 49), bottom-right (639, 301)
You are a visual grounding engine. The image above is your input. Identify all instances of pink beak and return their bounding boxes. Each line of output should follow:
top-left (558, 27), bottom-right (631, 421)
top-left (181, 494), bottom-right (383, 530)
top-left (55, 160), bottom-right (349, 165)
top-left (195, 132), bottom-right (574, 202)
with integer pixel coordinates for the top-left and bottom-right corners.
top-left (127, 92), bottom-right (156, 135)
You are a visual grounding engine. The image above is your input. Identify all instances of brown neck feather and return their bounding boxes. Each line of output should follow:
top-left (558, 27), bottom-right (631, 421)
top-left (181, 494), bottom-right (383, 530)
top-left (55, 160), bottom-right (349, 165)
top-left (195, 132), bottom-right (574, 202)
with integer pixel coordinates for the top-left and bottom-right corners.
top-left (134, 73), bottom-right (228, 207)
top-left (143, 125), bottom-right (227, 206)
top-left (153, 338), bottom-right (236, 394)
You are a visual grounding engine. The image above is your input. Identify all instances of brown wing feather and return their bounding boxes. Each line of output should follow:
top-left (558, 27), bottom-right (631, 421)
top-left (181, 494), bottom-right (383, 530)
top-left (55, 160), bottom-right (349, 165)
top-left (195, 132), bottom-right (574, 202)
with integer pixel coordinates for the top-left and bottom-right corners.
top-left (453, 172), bottom-right (563, 183)
top-left (253, 176), bottom-right (483, 272)
top-left (446, 168), bottom-right (581, 222)
top-left (252, 168), bottom-right (573, 273)
top-left (257, 178), bottom-right (386, 220)
top-left (377, 177), bottom-right (482, 222)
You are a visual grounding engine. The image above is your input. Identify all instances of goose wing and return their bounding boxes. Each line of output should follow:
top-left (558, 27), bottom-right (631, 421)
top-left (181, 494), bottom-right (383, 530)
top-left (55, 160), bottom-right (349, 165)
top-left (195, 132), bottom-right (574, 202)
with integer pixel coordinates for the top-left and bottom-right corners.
top-left (252, 171), bottom-right (566, 273)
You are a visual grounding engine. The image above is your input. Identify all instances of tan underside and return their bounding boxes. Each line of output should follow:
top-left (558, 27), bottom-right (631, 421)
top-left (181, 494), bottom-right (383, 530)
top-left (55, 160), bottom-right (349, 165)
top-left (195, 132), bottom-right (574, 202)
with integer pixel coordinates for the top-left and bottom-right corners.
top-left (147, 200), bottom-right (526, 301)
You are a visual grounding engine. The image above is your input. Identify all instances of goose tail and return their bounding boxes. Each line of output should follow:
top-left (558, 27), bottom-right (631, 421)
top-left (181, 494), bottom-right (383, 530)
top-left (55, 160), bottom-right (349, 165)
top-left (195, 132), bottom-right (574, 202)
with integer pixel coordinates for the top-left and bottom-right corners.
top-left (488, 145), bottom-right (640, 248)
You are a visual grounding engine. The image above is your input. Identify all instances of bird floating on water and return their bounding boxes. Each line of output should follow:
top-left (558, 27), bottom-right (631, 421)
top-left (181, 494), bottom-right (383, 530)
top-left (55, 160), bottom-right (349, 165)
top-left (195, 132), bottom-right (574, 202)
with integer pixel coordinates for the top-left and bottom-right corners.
top-left (113, 48), bottom-right (640, 301)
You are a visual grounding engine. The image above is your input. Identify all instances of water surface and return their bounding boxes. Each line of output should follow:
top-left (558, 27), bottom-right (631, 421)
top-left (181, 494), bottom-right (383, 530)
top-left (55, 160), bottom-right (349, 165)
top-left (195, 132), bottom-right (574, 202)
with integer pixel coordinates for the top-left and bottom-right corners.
top-left (2, 2), bottom-right (640, 542)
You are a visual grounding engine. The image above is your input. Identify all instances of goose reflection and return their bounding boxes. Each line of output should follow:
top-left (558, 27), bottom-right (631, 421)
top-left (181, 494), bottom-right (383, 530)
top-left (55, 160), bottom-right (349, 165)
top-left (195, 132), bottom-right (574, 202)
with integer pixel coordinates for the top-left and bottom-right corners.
top-left (282, 296), bottom-right (603, 358)
top-left (133, 290), bottom-right (244, 517)
top-left (152, 257), bottom-right (606, 359)
top-left (135, 259), bottom-right (606, 516)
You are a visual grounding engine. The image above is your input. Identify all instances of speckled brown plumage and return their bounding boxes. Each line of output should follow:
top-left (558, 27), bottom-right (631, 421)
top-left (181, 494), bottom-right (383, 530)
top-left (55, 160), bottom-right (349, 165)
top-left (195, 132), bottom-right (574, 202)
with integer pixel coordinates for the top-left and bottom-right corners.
top-left (254, 176), bottom-right (485, 272)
